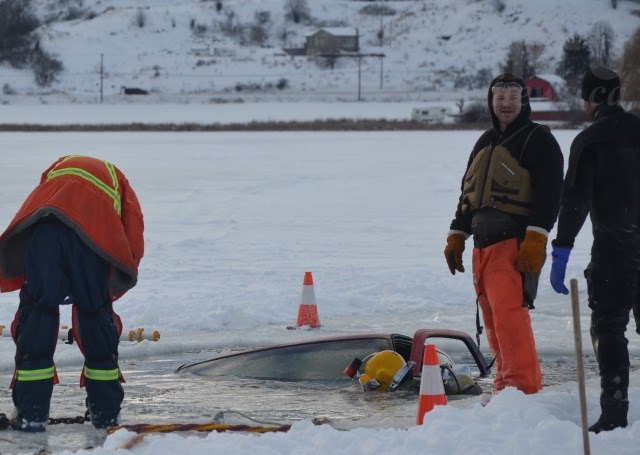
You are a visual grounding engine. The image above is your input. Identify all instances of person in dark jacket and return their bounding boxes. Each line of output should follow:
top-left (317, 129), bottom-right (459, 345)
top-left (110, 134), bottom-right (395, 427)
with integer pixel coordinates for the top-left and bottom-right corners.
top-left (550, 67), bottom-right (640, 433)
top-left (444, 73), bottom-right (564, 397)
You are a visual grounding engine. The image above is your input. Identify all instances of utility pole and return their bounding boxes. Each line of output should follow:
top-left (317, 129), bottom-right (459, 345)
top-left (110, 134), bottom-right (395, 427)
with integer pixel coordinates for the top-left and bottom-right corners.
top-left (318, 53), bottom-right (384, 102)
top-left (100, 53), bottom-right (104, 103)
top-left (380, 56), bottom-right (383, 90)
top-left (358, 55), bottom-right (362, 101)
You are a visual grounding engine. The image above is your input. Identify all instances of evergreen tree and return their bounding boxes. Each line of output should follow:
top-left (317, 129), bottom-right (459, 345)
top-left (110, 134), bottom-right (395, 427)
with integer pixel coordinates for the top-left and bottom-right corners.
top-left (559, 34), bottom-right (591, 89)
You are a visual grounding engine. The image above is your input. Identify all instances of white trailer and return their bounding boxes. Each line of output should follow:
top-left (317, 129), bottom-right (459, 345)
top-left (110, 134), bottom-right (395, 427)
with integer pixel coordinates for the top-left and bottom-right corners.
top-left (411, 106), bottom-right (449, 123)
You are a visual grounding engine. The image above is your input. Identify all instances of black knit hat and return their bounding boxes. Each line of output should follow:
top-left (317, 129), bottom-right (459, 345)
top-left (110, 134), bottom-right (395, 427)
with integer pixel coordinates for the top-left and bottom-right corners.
top-left (581, 66), bottom-right (620, 105)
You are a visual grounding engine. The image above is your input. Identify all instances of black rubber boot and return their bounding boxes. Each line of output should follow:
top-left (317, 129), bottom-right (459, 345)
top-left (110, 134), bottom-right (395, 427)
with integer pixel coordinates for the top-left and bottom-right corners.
top-left (589, 398), bottom-right (628, 434)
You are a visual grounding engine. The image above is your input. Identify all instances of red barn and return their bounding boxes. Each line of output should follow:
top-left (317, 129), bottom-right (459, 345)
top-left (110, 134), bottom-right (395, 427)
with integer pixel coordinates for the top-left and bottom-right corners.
top-left (525, 75), bottom-right (562, 101)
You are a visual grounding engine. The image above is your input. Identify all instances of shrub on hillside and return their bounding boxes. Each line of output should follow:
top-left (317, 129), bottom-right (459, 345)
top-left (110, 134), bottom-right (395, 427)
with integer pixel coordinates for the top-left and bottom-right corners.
top-left (62, 7), bottom-right (84, 21)
top-left (3, 83), bottom-right (16, 95)
top-left (234, 79), bottom-right (289, 93)
top-left (0, 0), bottom-right (41, 68)
top-left (284, 0), bottom-right (312, 25)
top-left (0, 0), bottom-right (64, 87)
top-left (458, 101), bottom-right (491, 124)
top-left (249, 24), bottom-right (267, 45)
top-left (358, 4), bottom-right (396, 16)
top-left (454, 68), bottom-right (493, 90)
top-left (135, 8), bottom-right (146, 28)
top-left (31, 49), bottom-right (63, 87)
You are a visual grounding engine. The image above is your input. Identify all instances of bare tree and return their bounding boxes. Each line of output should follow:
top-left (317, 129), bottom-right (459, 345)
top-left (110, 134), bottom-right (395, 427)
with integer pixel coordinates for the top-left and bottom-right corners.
top-left (528, 41), bottom-right (546, 74)
top-left (502, 40), bottom-right (534, 78)
top-left (620, 28), bottom-right (640, 112)
top-left (135, 8), bottom-right (146, 28)
top-left (589, 21), bottom-right (615, 67)
top-left (284, 0), bottom-right (311, 25)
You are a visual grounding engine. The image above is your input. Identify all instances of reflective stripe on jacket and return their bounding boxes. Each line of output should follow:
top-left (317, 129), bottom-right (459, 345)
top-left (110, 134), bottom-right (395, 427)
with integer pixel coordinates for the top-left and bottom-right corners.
top-left (0, 155), bottom-right (144, 300)
top-left (46, 156), bottom-right (122, 216)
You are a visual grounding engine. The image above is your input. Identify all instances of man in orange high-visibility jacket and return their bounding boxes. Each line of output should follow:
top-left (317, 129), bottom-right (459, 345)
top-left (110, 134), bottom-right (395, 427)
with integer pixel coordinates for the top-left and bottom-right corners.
top-left (0, 155), bottom-right (144, 432)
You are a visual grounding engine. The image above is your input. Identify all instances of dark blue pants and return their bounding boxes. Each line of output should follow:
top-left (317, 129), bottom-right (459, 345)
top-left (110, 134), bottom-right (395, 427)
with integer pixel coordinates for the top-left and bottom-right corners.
top-left (12, 218), bottom-right (123, 425)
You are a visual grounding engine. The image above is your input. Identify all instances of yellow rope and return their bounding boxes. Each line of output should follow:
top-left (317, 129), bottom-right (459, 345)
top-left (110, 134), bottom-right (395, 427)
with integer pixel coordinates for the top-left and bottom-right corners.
top-left (107, 422), bottom-right (292, 435)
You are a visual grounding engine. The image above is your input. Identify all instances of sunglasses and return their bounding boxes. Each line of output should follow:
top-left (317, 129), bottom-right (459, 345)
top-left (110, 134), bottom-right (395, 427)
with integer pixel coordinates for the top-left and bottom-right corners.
top-left (491, 82), bottom-right (523, 92)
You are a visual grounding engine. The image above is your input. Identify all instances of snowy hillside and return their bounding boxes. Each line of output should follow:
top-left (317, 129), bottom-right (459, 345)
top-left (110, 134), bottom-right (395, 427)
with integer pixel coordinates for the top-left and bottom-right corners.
top-left (1, 0), bottom-right (639, 103)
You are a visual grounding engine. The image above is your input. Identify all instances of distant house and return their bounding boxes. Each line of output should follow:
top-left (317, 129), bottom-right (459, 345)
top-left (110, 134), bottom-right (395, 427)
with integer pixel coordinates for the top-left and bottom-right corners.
top-left (525, 75), bottom-right (564, 101)
top-left (305, 28), bottom-right (359, 57)
top-left (526, 74), bottom-right (587, 123)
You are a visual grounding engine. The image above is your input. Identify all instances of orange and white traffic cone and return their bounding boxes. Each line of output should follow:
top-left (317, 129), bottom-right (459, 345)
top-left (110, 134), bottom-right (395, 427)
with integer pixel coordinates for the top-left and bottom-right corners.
top-left (295, 271), bottom-right (321, 328)
top-left (416, 343), bottom-right (447, 425)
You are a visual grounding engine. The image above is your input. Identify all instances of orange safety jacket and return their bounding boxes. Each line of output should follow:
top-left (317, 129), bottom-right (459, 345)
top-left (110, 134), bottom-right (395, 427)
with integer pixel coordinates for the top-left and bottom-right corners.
top-left (0, 155), bottom-right (144, 300)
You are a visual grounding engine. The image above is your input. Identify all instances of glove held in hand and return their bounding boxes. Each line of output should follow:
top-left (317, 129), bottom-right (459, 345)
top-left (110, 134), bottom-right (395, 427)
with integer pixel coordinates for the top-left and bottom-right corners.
top-left (550, 246), bottom-right (572, 295)
top-left (444, 234), bottom-right (466, 275)
top-left (517, 230), bottom-right (547, 274)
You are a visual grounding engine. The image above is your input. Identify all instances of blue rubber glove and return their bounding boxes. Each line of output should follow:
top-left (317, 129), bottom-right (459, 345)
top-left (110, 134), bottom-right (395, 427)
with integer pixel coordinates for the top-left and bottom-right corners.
top-left (550, 246), bottom-right (572, 295)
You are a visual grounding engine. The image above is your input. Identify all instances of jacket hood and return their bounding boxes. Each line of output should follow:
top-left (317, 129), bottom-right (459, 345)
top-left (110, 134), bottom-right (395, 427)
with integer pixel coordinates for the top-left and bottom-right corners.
top-left (487, 72), bottom-right (532, 133)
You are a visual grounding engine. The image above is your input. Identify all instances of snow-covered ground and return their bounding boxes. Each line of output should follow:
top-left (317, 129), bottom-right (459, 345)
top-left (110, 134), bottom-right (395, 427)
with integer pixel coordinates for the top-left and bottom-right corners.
top-left (0, 100), bottom-right (460, 124)
top-left (1, 0), bottom-right (638, 451)
top-left (1, 0), bottom-right (637, 100)
top-left (0, 103), bottom-right (639, 453)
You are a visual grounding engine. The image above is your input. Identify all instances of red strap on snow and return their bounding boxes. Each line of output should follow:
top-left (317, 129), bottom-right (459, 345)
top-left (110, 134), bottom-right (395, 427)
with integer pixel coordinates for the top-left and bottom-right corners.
top-left (10, 309), bottom-right (20, 343)
top-left (113, 311), bottom-right (123, 338)
top-left (71, 306), bottom-right (85, 355)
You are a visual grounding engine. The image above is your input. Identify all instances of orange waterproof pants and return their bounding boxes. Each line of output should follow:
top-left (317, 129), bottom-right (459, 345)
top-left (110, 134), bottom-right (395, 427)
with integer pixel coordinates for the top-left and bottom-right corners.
top-left (472, 238), bottom-right (542, 394)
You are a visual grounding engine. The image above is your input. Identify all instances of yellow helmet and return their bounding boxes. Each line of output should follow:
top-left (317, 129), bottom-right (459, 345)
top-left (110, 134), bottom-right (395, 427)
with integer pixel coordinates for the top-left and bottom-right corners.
top-left (443, 364), bottom-right (480, 394)
top-left (358, 350), bottom-right (414, 392)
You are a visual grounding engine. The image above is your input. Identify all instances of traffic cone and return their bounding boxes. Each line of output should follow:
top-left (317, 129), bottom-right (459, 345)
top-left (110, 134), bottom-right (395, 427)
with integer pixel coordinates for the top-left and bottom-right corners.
top-left (295, 271), bottom-right (321, 328)
top-left (416, 343), bottom-right (447, 425)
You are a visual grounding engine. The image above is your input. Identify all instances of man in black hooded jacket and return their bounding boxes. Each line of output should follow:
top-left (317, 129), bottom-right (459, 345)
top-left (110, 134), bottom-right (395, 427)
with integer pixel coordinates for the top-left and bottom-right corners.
top-left (444, 73), bottom-right (564, 397)
top-left (550, 66), bottom-right (640, 433)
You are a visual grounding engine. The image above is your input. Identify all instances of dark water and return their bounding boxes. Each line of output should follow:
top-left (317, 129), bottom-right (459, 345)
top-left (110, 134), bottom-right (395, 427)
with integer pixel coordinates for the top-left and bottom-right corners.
top-left (0, 352), bottom-right (634, 453)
